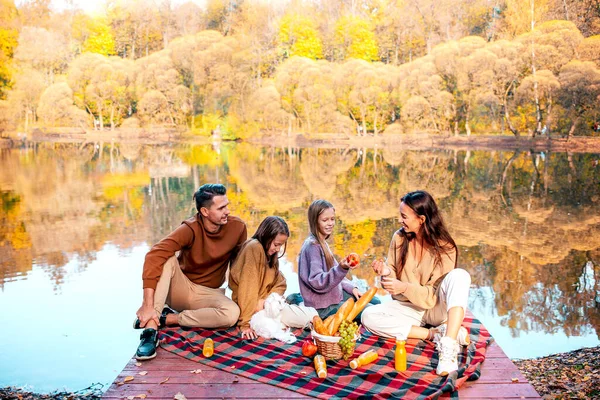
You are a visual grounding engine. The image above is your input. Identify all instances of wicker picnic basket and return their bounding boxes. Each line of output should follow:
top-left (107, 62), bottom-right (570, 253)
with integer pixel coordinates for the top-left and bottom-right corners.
top-left (311, 329), bottom-right (359, 360)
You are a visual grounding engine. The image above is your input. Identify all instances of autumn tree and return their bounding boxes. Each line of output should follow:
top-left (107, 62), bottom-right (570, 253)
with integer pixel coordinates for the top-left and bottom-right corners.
top-left (245, 80), bottom-right (293, 133)
top-left (14, 26), bottom-right (70, 84)
top-left (37, 81), bottom-right (87, 127)
top-left (107, 0), bottom-right (163, 59)
top-left (515, 69), bottom-right (560, 134)
top-left (333, 15), bottom-right (379, 61)
top-left (135, 50), bottom-right (191, 125)
top-left (373, 0), bottom-right (426, 64)
top-left (172, 2), bottom-right (206, 36)
top-left (557, 61), bottom-right (600, 138)
top-left (279, 13), bottom-right (323, 60)
top-left (77, 15), bottom-right (116, 56)
top-left (85, 57), bottom-right (135, 129)
top-left (578, 35), bottom-right (600, 66)
top-left (233, 1), bottom-right (280, 85)
top-left (6, 68), bottom-right (45, 130)
top-left (0, 0), bottom-right (19, 98)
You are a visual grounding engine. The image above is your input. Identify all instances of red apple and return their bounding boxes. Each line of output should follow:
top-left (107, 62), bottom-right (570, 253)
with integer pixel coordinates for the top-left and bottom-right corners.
top-left (302, 339), bottom-right (318, 357)
top-left (346, 253), bottom-right (360, 267)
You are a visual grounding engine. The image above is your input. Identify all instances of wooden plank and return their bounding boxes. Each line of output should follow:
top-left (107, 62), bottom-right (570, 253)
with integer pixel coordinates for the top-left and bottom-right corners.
top-left (457, 382), bottom-right (541, 398)
top-left (103, 383), bottom-right (310, 399)
top-left (105, 314), bottom-right (542, 400)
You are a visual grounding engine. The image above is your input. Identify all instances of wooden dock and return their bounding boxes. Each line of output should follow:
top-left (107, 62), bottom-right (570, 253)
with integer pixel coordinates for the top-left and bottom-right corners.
top-left (103, 341), bottom-right (540, 399)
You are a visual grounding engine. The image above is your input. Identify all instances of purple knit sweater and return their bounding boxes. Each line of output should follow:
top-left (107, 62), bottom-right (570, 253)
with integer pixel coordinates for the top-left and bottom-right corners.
top-left (298, 237), bottom-right (355, 309)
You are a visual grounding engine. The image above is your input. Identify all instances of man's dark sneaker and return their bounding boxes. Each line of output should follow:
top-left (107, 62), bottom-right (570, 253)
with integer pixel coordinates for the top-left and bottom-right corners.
top-left (135, 328), bottom-right (158, 361)
top-left (133, 306), bottom-right (176, 329)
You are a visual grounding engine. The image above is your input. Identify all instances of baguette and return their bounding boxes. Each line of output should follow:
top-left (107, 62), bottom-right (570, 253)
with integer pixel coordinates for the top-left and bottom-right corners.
top-left (328, 297), bottom-right (355, 336)
top-left (323, 315), bottom-right (335, 332)
top-left (312, 315), bottom-right (328, 335)
top-left (345, 287), bottom-right (378, 322)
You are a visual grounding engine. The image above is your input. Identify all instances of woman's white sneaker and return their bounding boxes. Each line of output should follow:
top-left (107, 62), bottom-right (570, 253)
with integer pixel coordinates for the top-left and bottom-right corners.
top-left (434, 324), bottom-right (470, 346)
top-left (436, 336), bottom-right (459, 376)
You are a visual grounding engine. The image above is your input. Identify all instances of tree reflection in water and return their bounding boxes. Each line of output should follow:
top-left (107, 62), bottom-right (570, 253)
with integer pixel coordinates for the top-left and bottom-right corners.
top-left (0, 142), bottom-right (598, 344)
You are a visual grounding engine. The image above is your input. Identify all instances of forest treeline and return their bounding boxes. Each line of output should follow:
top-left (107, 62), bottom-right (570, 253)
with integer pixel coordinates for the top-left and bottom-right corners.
top-left (0, 0), bottom-right (599, 138)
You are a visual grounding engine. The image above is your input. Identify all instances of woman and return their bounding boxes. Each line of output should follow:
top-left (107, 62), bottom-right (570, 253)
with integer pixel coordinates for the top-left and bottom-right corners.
top-left (229, 216), bottom-right (317, 340)
top-left (294, 199), bottom-right (379, 321)
top-left (361, 190), bottom-right (471, 376)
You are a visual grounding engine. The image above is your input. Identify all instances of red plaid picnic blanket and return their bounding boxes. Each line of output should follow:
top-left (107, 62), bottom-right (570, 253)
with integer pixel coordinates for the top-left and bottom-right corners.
top-left (159, 313), bottom-right (492, 399)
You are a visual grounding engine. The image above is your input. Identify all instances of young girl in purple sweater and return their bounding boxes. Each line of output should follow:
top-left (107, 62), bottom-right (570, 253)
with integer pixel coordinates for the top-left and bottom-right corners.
top-left (291, 199), bottom-right (380, 320)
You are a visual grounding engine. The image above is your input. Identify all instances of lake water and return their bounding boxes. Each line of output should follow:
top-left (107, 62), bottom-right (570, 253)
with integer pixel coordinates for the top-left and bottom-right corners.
top-left (1, 141), bottom-right (599, 393)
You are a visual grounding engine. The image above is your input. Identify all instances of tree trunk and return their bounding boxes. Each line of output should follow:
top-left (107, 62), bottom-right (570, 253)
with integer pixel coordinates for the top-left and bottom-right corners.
top-left (465, 103), bottom-right (471, 136)
top-left (504, 81), bottom-right (519, 136)
top-left (110, 105), bottom-right (115, 130)
top-left (530, 0), bottom-right (543, 137)
top-left (360, 108), bottom-right (366, 135)
top-left (373, 112), bottom-right (378, 135)
top-left (98, 105), bottom-right (104, 130)
top-left (567, 116), bottom-right (578, 141)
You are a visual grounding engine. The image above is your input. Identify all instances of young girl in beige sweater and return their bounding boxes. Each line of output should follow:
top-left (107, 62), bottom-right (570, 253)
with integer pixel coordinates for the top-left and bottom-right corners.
top-left (229, 216), bottom-right (317, 340)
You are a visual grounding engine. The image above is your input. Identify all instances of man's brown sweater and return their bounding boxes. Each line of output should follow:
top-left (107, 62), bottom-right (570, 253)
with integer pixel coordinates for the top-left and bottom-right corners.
top-left (142, 214), bottom-right (247, 290)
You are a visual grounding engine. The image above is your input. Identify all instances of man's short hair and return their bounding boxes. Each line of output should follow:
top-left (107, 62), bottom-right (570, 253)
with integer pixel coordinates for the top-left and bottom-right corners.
top-left (193, 184), bottom-right (227, 211)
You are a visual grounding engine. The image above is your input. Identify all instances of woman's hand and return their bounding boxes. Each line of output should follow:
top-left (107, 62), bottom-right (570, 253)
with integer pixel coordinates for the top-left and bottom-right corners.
top-left (255, 298), bottom-right (266, 312)
top-left (241, 327), bottom-right (258, 340)
top-left (371, 259), bottom-right (391, 276)
top-left (352, 287), bottom-right (364, 299)
top-left (381, 275), bottom-right (408, 295)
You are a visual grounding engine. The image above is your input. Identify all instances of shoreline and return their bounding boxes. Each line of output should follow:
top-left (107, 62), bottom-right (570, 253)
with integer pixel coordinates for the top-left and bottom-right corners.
top-left (2, 345), bottom-right (598, 399)
top-left (2, 129), bottom-right (600, 153)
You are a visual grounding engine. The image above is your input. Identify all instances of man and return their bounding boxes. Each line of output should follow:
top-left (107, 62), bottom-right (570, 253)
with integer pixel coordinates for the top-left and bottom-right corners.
top-left (134, 184), bottom-right (247, 360)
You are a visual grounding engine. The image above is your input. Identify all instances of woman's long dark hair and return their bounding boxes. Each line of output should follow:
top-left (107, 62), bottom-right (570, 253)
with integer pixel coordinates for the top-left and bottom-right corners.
top-left (395, 191), bottom-right (457, 272)
top-left (252, 216), bottom-right (290, 268)
top-left (307, 200), bottom-right (335, 269)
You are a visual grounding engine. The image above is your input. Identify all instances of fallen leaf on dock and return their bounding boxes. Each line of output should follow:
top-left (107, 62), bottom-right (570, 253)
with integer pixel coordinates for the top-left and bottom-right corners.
top-left (511, 378), bottom-right (519, 383)
top-left (123, 376), bottom-right (135, 383)
top-left (232, 377), bottom-right (239, 383)
top-left (159, 377), bottom-right (170, 384)
top-left (190, 369), bottom-right (202, 374)
top-left (135, 362), bottom-right (142, 367)
top-left (138, 371), bottom-right (148, 376)
top-left (174, 392), bottom-right (187, 400)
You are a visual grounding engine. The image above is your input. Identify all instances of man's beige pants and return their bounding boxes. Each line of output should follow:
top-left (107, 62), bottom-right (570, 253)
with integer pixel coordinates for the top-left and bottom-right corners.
top-left (154, 256), bottom-right (240, 328)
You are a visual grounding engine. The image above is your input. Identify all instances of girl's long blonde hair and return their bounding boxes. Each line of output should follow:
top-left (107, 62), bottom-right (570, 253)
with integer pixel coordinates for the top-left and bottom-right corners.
top-left (307, 199), bottom-right (335, 269)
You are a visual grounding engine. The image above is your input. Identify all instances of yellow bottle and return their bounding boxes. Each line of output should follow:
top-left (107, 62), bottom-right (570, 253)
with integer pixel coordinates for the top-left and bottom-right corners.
top-left (349, 349), bottom-right (379, 369)
top-left (314, 355), bottom-right (327, 378)
top-left (202, 338), bottom-right (214, 358)
top-left (395, 339), bottom-right (407, 372)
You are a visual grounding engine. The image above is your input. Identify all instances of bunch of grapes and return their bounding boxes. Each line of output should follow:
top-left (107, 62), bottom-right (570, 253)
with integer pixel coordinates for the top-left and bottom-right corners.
top-left (338, 320), bottom-right (359, 360)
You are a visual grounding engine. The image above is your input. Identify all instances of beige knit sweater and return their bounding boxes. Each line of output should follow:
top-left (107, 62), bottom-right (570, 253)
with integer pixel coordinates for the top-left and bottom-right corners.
top-left (385, 231), bottom-right (457, 310)
top-left (229, 239), bottom-right (287, 330)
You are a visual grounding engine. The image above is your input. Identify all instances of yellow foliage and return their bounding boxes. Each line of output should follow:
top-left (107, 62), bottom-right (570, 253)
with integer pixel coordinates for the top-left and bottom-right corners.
top-left (279, 14), bottom-right (323, 60)
top-left (334, 15), bottom-right (379, 62)
top-left (177, 145), bottom-right (222, 167)
top-left (101, 172), bottom-right (150, 189)
top-left (333, 220), bottom-right (378, 257)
